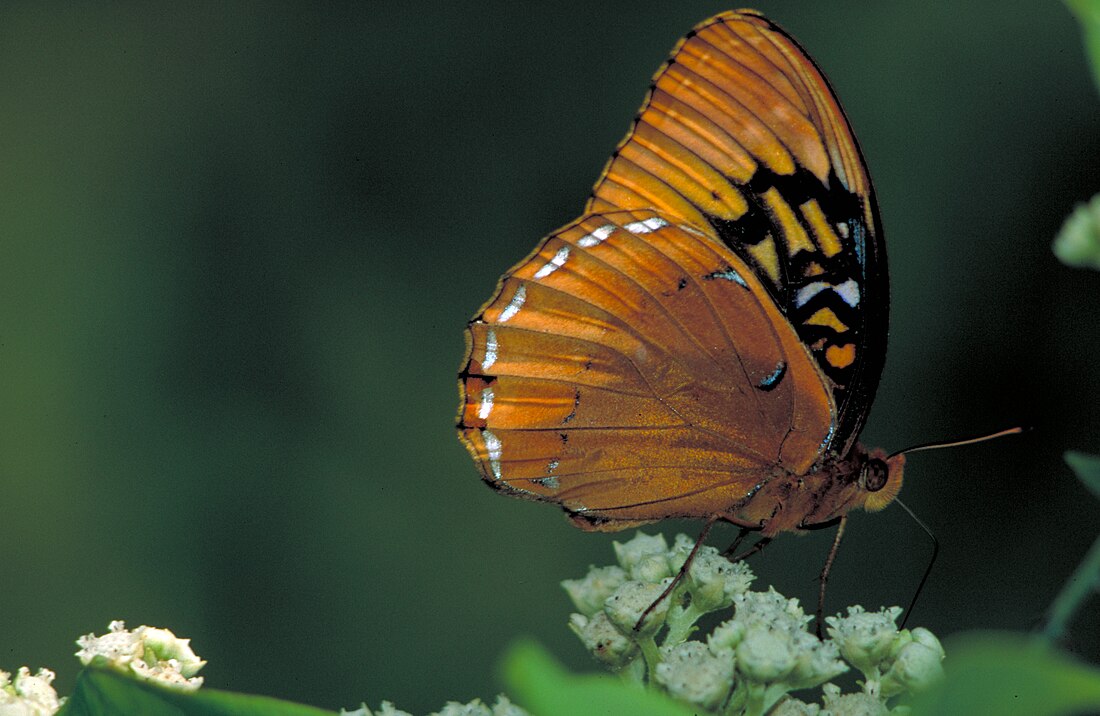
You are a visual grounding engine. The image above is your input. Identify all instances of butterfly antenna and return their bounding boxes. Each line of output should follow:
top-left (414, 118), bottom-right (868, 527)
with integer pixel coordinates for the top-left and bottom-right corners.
top-left (894, 498), bottom-right (938, 629)
top-left (889, 426), bottom-right (1027, 458)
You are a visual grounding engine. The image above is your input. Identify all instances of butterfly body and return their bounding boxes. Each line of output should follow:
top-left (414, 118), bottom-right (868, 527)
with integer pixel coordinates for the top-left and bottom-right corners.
top-left (458, 10), bottom-right (903, 538)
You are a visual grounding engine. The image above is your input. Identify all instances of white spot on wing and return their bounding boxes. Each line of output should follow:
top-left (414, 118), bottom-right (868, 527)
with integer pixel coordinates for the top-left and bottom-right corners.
top-left (477, 387), bottom-right (494, 420)
top-left (534, 246), bottom-right (570, 278)
top-left (482, 329), bottom-right (498, 370)
top-left (483, 429), bottom-right (502, 480)
top-left (577, 224), bottom-right (616, 247)
top-left (624, 216), bottom-right (668, 234)
top-left (498, 284), bottom-right (526, 322)
top-left (534, 475), bottom-right (560, 490)
top-left (795, 281), bottom-right (829, 308)
top-left (795, 279), bottom-right (861, 309)
top-left (836, 222), bottom-right (850, 239)
top-left (835, 279), bottom-right (860, 307)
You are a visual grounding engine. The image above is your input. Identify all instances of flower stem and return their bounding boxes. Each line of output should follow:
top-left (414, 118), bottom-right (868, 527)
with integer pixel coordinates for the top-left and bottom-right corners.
top-left (637, 634), bottom-right (662, 680)
top-left (662, 603), bottom-right (702, 646)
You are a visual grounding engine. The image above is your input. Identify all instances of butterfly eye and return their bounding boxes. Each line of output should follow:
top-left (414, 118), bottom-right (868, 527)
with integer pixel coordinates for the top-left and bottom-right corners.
top-left (862, 458), bottom-right (889, 492)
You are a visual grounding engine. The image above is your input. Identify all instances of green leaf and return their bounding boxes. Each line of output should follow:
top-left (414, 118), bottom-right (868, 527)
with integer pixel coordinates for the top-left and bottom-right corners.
top-left (1067, 0), bottom-right (1100, 95)
top-left (57, 668), bottom-right (337, 716)
top-left (501, 640), bottom-right (694, 716)
top-left (1065, 450), bottom-right (1100, 499)
top-left (911, 632), bottom-right (1100, 716)
top-left (1052, 194), bottom-right (1100, 269)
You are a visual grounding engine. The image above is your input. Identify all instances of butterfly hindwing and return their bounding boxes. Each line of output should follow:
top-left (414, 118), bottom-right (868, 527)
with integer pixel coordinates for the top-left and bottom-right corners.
top-left (457, 211), bottom-right (835, 528)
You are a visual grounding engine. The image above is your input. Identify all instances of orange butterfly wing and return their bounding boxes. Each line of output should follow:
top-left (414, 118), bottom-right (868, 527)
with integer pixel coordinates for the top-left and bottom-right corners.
top-left (458, 211), bottom-right (834, 529)
top-left (587, 10), bottom-right (887, 456)
top-left (458, 10), bottom-right (892, 532)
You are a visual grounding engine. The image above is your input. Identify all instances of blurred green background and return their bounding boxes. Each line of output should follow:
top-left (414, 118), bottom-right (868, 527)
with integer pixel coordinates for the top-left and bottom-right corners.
top-left (1, 1), bottom-right (1098, 712)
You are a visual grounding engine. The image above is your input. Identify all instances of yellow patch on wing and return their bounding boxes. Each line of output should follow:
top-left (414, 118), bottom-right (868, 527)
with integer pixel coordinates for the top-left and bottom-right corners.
top-left (805, 307), bottom-right (848, 332)
top-left (762, 188), bottom-right (814, 257)
top-left (746, 235), bottom-right (781, 284)
top-left (800, 199), bottom-right (843, 257)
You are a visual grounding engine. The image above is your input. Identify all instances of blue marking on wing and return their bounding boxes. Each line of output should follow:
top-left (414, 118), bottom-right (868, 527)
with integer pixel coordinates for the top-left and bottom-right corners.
top-left (703, 266), bottom-right (748, 288)
top-left (852, 220), bottom-right (866, 269)
top-left (757, 361), bottom-right (787, 391)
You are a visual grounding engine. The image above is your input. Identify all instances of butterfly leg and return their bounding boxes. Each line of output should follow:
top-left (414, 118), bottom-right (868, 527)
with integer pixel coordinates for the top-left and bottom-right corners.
top-left (720, 526), bottom-right (751, 559)
top-left (633, 517), bottom-right (717, 632)
top-left (724, 533), bottom-right (772, 563)
top-left (815, 515), bottom-right (848, 638)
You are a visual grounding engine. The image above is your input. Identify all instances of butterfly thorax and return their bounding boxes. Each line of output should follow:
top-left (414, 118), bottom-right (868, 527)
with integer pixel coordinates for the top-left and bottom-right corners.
top-left (728, 445), bottom-right (905, 537)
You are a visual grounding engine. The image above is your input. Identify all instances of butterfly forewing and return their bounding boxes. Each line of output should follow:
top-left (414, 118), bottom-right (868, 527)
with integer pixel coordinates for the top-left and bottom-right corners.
top-left (458, 211), bottom-right (835, 528)
top-left (586, 10), bottom-right (887, 456)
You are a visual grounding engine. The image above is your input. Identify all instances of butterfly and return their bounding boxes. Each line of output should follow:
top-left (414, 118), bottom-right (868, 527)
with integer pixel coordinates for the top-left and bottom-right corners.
top-left (457, 10), bottom-right (904, 565)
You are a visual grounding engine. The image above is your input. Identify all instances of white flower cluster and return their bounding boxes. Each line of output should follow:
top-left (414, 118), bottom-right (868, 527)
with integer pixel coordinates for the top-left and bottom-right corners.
top-left (0, 667), bottom-right (62, 716)
top-left (826, 606), bottom-right (945, 698)
top-left (341, 695), bottom-right (528, 716)
top-left (562, 532), bottom-right (945, 715)
top-left (75, 620), bottom-right (206, 692)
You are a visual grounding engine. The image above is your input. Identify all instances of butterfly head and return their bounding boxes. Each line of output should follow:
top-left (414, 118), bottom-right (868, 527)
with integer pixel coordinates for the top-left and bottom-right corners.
top-left (858, 448), bottom-right (905, 512)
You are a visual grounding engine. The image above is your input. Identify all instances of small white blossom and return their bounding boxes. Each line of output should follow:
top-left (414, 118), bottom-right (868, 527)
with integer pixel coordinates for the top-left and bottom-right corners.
top-left (603, 580), bottom-right (673, 635)
top-left (347, 702), bottom-right (413, 716)
top-left (786, 630), bottom-right (848, 690)
top-left (343, 697), bottom-right (529, 716)
top-left (820, 682), bottom-right (890, 715)
top-left (561, 565), bottom-right (629, 616)
top-left (770, 698), bottom-right (822, 716)
top-left (613, 533), bottom-right (669, 578)
top-left (568, 612), bottom-right (638, 667)
top-left (708, 619), bottom-right (746, 652)
top-left (733, 588), bottom-right (812, 634)
top-left (735, 626), bottom-right (796, 683)
top-left (0, 667), bottom-right (62, 716)
top-left (654, 641), bottom-right (735, 710)
top-left (666, 533), bottom-right (698, 571)
top-left (75, 621), bottom-right (205, 691)
top-left (685, 548), bottom-right (755, 612)
top-left (433, 700), bottom-right (493, 716)
top-left (486, 695), bottom-right (529, 716)
top-left (825, 606), bottom-right (903, 675)
top-left (879, 628), bottom-right (945, 696)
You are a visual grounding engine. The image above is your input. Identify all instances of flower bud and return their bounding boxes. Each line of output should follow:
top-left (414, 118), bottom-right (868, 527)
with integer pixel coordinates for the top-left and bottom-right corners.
top-left (435, 700), bottom-right (493, 716)
top-left (488, 694), bottom-right (531, 716)
top-left (769, 698), bottom-right (822, 716)
top-left (820, 682), bottom-right (890, 716)
top-left (568, 612), bottom-right (638, 668)
top-left (735, 626), bottom-right (797, 683)
top-left (0, 667), bottom-right (62, 716)
top-left (667, 534), bottom-right (697, 571)
top-left (708, 619), bottom-right (746, 652)
top-left (686, 549), bottom-right (754, 612)
top-left (879, 639), bottom-right (944, 696)
top-left (786, 631), bottom-right (848, 690)
top-left (613, 533), bottom-right (669, 578)
top-left (824, 606), bottom-right (902, 675)
top-left (733, 588), bottom-right (810, 634)
top-left (604, 580), bottom-right (672, 636)
top-left (75, 621), bottom-right (205, 691)
top-left (654, 641), bottom-right (735, 711)
top-left (561, 566), bottom-right (628, 616)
